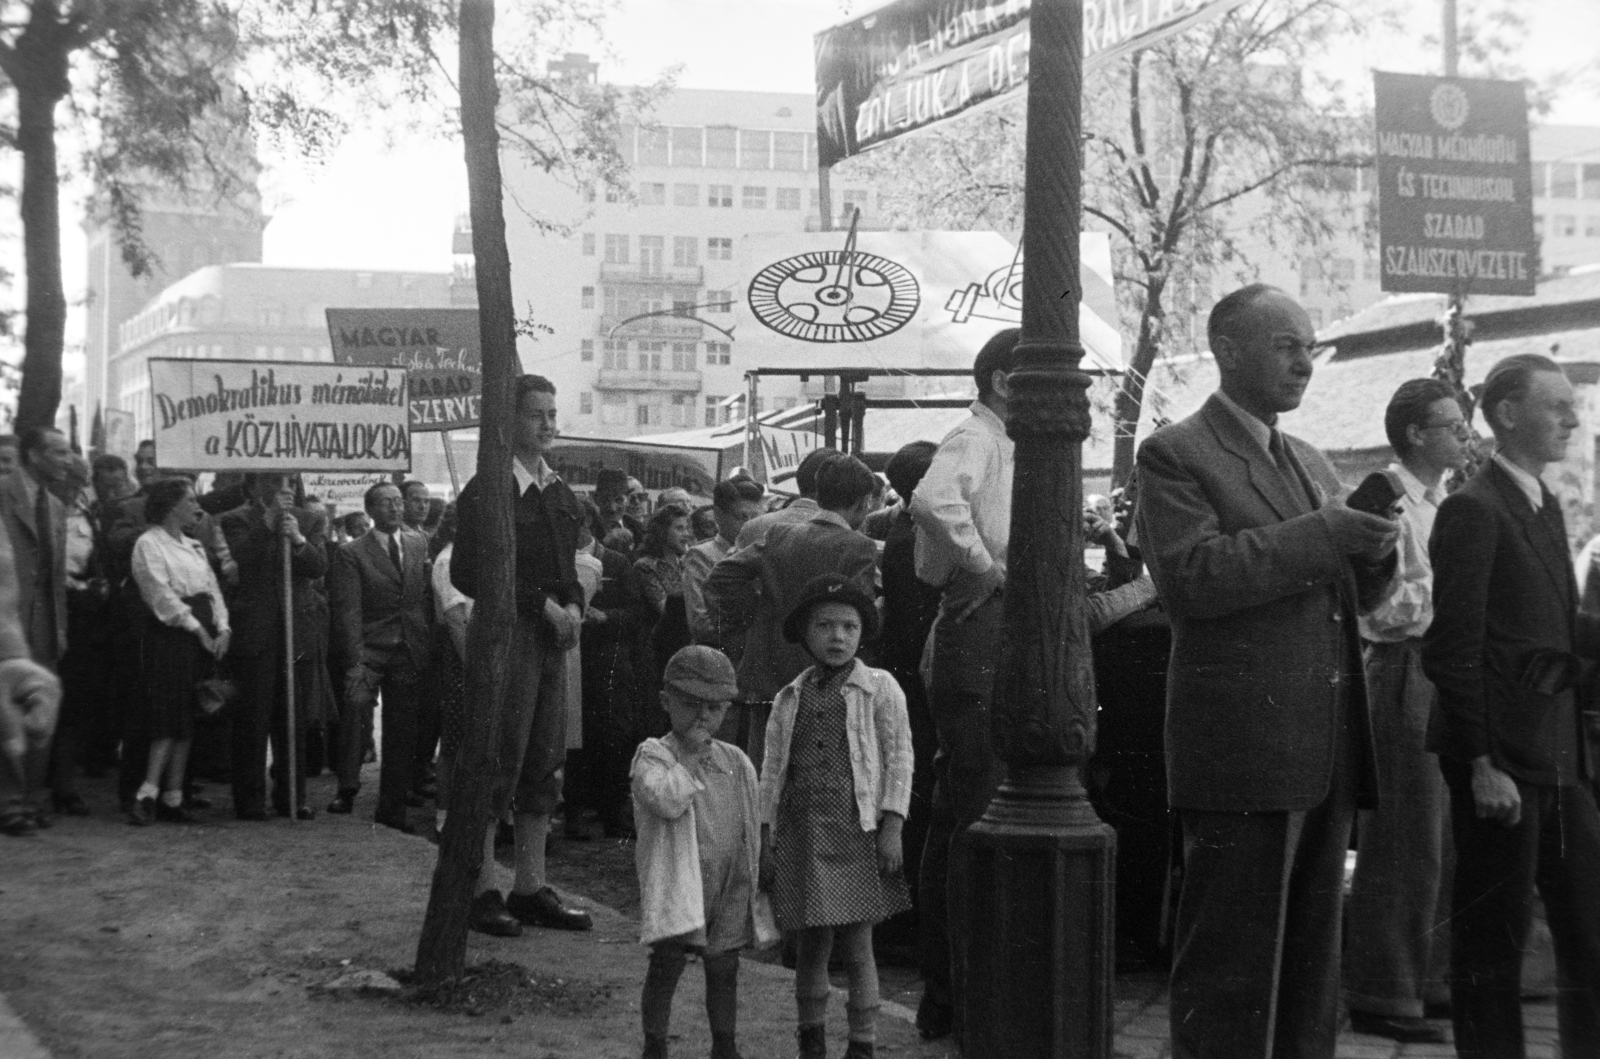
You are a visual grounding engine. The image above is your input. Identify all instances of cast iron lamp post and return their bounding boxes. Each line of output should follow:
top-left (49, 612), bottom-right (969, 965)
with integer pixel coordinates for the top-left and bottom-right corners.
top-left (962, 0), bottom-right (1116, 1055)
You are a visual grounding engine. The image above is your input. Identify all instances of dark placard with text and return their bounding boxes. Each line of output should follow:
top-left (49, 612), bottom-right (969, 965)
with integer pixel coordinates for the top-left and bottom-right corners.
top-left (327, 308), bottom-right (481, 431)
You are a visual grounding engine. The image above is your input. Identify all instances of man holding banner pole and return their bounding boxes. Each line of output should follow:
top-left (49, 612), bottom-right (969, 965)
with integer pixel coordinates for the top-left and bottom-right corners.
top-left (221, 475), bottom-right (328, 821)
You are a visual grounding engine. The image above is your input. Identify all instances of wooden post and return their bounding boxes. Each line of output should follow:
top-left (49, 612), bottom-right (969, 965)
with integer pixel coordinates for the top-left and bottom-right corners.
top-left (962, 0), bottom-right (1115, 1055)
top-left (280, 534), bottom-right (298, 822)
top-left (414, 0), bottom-right (523, 984)
top-left (817, 163), bottom-right (834, 232)
top-left (441, 430), bottom-right (461, 497)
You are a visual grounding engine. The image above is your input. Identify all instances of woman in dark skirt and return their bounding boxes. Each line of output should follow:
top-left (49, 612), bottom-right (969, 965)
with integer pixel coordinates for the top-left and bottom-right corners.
top-left (127, 477), bottom-right (230, 825)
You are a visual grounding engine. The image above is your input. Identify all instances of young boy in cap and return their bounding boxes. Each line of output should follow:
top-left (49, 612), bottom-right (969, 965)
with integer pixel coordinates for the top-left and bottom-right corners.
top-left (631, 645), bottom-right (776, 1059)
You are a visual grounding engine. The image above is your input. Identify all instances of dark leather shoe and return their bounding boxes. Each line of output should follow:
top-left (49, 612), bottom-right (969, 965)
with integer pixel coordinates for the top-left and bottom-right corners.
top-left (294, 806), bottom-right (316, 821)
top-left (506, 887), bottom-right (592, 931)
top-left (2, 809), bottom-right (38, 836)
top-left (29, 806), bottom-right (54, 830)
top-left (127, 797), bottom-right (156, 826)
top-left (1349, 1011), bottom-right (1448, 1043)
top-left (52, 793), bottom-right (90, 817)
top-left (326, 790), bottom-right (357, 815)
top-left (469, 890), bottom-right (523, 937)
top-left (155, 802), bottom-right (192, 823)
top-left (376, 813), bottom-right (416, 835)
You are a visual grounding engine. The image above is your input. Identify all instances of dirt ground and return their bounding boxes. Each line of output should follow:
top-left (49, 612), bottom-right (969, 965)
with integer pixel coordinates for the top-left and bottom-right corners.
top-left (0, 769), bottom-right (960, 1059)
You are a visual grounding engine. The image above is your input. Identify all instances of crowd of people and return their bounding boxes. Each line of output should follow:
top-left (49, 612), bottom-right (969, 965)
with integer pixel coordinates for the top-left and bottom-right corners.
top-left (5, 281), bottom-right (1600, 1059)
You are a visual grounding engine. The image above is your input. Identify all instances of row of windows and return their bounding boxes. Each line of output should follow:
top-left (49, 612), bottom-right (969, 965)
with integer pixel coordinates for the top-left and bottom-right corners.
top-left (596, 183), bottom-right (868, 216)
top-left (585, 234), bottom-right (736, 265)
top-left (1535, 162), bottom-right (1600, 200)
top-left (579, 287), bottom-right (734, 314)
top-left (576, 391), bottom-right (800, 428)
top-left (577, 339), bottom-right (734, 368)
top-left (1536, 213), bottom-right (1600, 238)
top-left (614, 125), bottom-right (817, 172)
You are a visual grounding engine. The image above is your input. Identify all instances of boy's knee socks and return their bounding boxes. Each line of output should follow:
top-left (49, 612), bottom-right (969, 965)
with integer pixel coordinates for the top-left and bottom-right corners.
top-left (642, 943), bottom-right (688, 1038)
top-left (703, 951), bottom-right (739, 1037)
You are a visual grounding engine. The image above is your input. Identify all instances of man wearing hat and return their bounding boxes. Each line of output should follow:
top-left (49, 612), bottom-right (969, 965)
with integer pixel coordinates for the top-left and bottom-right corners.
top-left (633, 644), bottom-right (772, 1059)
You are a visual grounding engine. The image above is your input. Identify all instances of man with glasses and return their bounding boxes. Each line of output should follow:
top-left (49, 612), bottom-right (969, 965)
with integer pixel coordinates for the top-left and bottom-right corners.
top-left (1342, 378), bottom-right (1469, 1043)
top-left (1136, 284), bottom-right (1399, 1059)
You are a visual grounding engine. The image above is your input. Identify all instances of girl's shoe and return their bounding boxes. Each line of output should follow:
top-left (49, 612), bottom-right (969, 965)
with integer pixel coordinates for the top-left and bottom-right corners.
top-left (842, 1042), bottom-right (874, 1059)
top-left (155, 801), bottom-right (192, 823)
top-left (796, 1024), bottom-right (826, 1059)
top-left (127, 797), bottom-right (156, 826)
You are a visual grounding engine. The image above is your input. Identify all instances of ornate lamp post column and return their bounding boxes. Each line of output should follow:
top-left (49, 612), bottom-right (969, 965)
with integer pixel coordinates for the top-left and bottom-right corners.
top-left (962, 0), bottom-right (1116, 1055)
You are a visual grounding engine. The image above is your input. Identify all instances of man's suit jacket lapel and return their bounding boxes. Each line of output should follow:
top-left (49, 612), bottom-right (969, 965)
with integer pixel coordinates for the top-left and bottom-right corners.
top-left (360, 530), bottom-right (402, 589)
top-left (1487, 461), bottom-right (1572, 617)
top-left (1200, 395), bottom-right (1307, 522)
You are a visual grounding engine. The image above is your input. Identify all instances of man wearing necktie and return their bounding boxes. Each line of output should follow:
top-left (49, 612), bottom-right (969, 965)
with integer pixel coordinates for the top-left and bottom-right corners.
top-left (1422, 353), bottom-right (1600, 1059)
top-left (1135, 285), bottom-right (1399, 1059)
top-left (0, 427), bottom-right (71, 834)
top-left (328, 481), bottom-right (433, 831)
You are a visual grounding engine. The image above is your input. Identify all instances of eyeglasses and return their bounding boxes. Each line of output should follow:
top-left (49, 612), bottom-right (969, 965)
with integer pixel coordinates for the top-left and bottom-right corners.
top-left (1420, 420), bottom-right (1472, 439)
top-left (1271, 338), bottom-right (1331, 358)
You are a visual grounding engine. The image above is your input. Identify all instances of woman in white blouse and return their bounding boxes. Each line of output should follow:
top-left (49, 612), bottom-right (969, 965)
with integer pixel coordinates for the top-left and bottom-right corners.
top-left (128, 477), bottom-right (230, 825)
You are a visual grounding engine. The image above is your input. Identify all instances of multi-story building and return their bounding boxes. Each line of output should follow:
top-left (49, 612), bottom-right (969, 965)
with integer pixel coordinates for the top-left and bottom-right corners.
top-left (501, 55), bottom-right (890, 438)
top-left (110, 265), bottom-right (451, 440)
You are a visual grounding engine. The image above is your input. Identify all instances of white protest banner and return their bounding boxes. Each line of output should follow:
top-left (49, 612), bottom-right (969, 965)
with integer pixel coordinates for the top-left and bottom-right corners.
top-left (756, 424), bottom-right (822, 487)
top-left (148, 359), bottom-right (411, 472)
top-left (301, 472), bottom-right (391, 508)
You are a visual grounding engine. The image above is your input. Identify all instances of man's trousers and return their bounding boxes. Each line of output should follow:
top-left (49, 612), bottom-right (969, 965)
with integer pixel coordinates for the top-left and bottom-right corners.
top-left (336, 644), bottom-right (420, 822)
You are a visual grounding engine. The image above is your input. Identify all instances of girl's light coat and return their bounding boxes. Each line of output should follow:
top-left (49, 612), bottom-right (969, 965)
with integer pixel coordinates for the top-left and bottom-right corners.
top-left (630, 737), bottom-right (779, 948)
top-left (759, 660), bottom-right (914, 832)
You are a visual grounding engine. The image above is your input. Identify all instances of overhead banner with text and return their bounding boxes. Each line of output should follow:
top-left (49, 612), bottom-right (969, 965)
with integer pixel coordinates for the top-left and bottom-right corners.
top-left (816, 0), bottom-right (1251, 166)
top-left (327, 308), bottom-right (482, 431)
top-left (1374, 72), bottom-right (1536, 296)
top-left (148, 359), bottom-right (411, 473)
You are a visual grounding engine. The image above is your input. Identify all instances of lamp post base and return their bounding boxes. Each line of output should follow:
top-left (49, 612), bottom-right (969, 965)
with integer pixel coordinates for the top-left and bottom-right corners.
top-left (963, 763), bottom-right (1116, 1059)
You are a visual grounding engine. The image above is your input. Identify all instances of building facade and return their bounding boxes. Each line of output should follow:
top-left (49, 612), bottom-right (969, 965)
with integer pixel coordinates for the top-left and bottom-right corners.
top-left (111, 265), bottom-right (451, 440)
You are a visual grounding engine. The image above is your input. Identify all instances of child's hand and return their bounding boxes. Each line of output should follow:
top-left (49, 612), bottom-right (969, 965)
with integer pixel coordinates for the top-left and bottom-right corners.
top-left (876, 815), bottom-right (904, 877)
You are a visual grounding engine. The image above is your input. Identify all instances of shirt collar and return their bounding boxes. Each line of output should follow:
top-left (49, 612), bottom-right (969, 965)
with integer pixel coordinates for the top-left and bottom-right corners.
top-left (1213, 389), bottom-right (1275, 454)
top-left (1389, 462), bottom-right (1443, 507)
top-left (1491, 452), bottom-right (1545, 511)
top-left (513, 455), bottom-right (557, 493)
top-left (969, 400), bottom-right (1008, 437)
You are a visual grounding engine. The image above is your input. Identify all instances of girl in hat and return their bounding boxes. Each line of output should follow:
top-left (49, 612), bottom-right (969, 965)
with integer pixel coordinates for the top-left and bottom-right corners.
top-left (760, 574), bottom-right (914, 1059)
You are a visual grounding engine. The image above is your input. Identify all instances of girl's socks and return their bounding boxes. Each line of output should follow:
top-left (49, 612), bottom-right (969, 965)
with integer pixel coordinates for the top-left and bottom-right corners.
top-left (135, 782), bottom-right (159, 803)
top-left (160, 789), bottom-right (184, 808)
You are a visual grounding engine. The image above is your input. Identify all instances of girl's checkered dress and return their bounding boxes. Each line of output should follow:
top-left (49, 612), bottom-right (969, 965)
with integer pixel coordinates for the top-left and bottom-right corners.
top-left (769, 665), bottom-right (912, 929)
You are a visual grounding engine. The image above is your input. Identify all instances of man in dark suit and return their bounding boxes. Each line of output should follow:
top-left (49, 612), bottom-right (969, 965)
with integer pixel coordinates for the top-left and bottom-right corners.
top-left (1135, 284), bottom-right (1398, 1059)
top-left (220, 473), bottom-right (328, 821)
top-left (0, 427), bottom-right (70, 833)
top-left (328, 481), bottom-right (433, 830)
top-left (705, 454), bottom-right (879, 769)
top-left (1422, 353), bottom-right (1600, 1058)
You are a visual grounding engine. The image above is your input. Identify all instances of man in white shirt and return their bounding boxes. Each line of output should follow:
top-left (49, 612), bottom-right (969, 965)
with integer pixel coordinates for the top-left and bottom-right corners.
top-left (1343, 378), bottom-right (1468, 1044)
top-left (907, 328), bottom-right (1019, 1045)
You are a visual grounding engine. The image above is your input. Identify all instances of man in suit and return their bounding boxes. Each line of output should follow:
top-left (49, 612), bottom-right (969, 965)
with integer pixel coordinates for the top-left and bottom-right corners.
top-left (328, 481), bottom-right (433, 830)
top-left (1135, 284), bottom-right (1398, 1059)
top-left (453, 374), bottom-right (593, 937)
top-left (704, 453), bottom-right (879, 769)
top-left (0, 427), bottom-right (71, 833)
top-left (220, 474), bottom-right (328, 821)
top-left (1422, 353), bottom-right (1600, 1058)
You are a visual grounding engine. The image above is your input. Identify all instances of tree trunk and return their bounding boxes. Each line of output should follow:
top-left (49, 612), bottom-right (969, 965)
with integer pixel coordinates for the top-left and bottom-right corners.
top-left (414, 0), bottom-right (520, 984)
top-left (1108, 279), bottom-right (1166, 489)
top-left (8, 4), bottom-right (72, 434)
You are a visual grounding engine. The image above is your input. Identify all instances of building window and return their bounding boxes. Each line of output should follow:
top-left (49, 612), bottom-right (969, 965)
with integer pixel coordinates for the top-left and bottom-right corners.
top-left (639, 235), bottom-right (665, 274)
top-left (1555, 215), bottom-right (1577, 237)
top-left (773, 132), bottom-right (805, 170)
top-left (579, 391), bottom-right (594, 415)
top-left (602, 339), bottom-right (627, 368)
top-left (1551, 163), bottom-right (1578, 198)
top-left (601, 393), bottom-right (627, 426)
top-left (639, 127), bottom-right (669, 166)
top-left (707, 237), bottom-right (733, 260)
top-left (840, 189), bottom-right (868, 222)
top-left (636, 403), bottom-right (654, 427)
top-left (706, 127), bottom-right (737, 168)
top-left (705, 396), bottom-right (725, 426)
top-left (638, 341), bottom-right (665, 371)
top-left (739, 130), bottom-right (771, 169)
top-left (581, 286), bottom-right (595, 309)
top-left (705, 341), bottom-right (731, 365)
top-left (604, 234), bottom-right (630, 264)
top-left (671, 342), bottom-right (697, 371)
top-left (1583, 164), bottom-right (1600, 199)
top-left (742, 186), bottom-right (768, 209)
top-left (580, 339), bottom-right (594, 362)
top-left (673, 183), bottom-right (699, 207)
top-left (707, 290), bottom-right (732, 313)
top-left (581, 232), bottom-right (595, 256)
top-left (708, 184), bottom-right (733, 208)
top-left (670, 127), bottom-right (702, 167)
top-left (1534, 214), bottom-right (1545, 238)
top-left (671, 393), bottom-right (692, 427)
top-left (673, 236), bottom-right (699, 267)
top-left (639, 182), bottom-right (666, 206)
top-left (606, 183), bottom-right (625, 203)
top-left (776, 187), bottom-right (801, 210)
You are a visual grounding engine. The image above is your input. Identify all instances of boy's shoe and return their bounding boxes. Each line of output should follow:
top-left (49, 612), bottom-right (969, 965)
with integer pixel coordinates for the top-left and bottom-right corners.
top-left (468, 890), bottom-right (523, 937)
top-left (506, 887), bottom-right (593, 931)
top-left (641, 1034), bottom-right (668, 1059)
top-left (796, 1024), bottom-right (826, 1059)
top-left (842, 1042), bottom-right (874, 1059)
